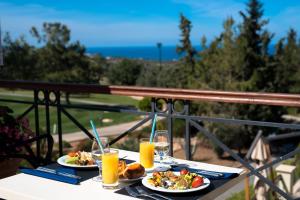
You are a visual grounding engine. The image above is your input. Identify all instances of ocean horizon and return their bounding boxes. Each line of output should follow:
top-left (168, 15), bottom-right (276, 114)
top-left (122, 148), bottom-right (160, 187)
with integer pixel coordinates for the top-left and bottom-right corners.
top-left (87, 45), bottom-right (276, 61)
top-left (87, 46), bottom-right (182, 61)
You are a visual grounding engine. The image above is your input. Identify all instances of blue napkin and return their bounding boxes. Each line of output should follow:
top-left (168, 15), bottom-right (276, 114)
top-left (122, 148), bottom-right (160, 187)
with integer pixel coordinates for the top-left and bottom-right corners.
top-left (171, 166), bottom-right (239, 180)
top-left (19, 167), bottom-right (80, 185)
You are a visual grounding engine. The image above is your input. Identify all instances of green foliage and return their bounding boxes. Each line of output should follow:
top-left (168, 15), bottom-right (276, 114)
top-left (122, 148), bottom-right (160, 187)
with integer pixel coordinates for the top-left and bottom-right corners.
top-left (137, 63), bottom-right (187, 88)
top-left (107, 59), bottom-right (142, 85)
top-left (176, 14), bottom-right (197, 87)
top-left (1, 34), bottom-right (38, 80)
top-left (1, 22), bottom-right (105, 84)
top-left (138, 97), bottom-right (163, 112)
top-left (188, 0), bottom-right (296, 152)
top-left (177, 13), bottom-right (196, 68)
top-left (113, 137), bottom-right (139, 152)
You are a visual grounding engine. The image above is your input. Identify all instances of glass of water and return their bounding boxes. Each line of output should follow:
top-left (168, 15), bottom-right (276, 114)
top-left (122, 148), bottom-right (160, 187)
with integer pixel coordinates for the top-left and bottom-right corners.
top-left (154, 130), bottom-right (170, 164)
top-left (91, 137), bottom-right (109, 182)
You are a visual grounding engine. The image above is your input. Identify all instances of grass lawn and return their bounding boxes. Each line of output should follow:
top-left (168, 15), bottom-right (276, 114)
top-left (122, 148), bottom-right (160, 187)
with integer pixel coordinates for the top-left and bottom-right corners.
top-left (0, 89), bottom-right (138, 106)
top-left (72, 93), bottom-right (139, 106)
top-left (0, 90), bottom-right (140, 134)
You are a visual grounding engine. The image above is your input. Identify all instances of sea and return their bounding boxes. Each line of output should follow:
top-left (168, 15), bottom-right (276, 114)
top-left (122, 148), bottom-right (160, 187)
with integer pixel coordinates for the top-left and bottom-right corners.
top-left (87, 46), bottom-right (181, 61)
top-left (87, 45), bottom-right (276, 61)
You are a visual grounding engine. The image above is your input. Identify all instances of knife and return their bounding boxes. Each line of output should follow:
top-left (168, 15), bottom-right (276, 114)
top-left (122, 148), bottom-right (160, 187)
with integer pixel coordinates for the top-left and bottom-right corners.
top-left (37, 167), bottom-right (81, 179)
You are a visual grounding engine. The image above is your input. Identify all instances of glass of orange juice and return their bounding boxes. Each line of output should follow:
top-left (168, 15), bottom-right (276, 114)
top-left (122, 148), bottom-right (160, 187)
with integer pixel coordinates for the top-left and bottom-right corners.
top-left (140, 138), bottom-right (155, 168)
top-left (102, 149), bottom-right (119, 189)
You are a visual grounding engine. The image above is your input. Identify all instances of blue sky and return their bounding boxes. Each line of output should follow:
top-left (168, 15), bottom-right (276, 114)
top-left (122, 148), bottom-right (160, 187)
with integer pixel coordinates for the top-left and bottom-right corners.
top-left (1, 0), bottom-right (300, 47)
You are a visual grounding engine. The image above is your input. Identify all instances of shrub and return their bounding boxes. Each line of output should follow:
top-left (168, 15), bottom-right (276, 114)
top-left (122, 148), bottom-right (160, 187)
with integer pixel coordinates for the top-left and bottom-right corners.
top-left (0, 106), bottom-right (34, 159)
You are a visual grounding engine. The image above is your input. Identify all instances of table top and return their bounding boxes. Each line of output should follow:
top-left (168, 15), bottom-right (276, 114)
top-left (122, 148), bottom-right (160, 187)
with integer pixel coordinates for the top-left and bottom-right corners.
top-left (0, 149), bottom-right (244, 200)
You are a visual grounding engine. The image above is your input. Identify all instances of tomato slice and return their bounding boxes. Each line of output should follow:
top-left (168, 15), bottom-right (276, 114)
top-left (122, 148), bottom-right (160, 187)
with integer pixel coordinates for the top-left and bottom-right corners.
top-left (180, 168), bottom-right (188, 175)
top-left (192, 176), bottom-right (204, 188)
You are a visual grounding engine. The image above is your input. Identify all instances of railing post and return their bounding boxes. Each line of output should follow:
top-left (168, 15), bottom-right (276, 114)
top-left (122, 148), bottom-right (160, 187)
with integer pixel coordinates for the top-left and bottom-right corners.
top-left (167, 99), bottom-right (173, 156)
top-left (151, 98), bottom-right (155, 113)
top-left (33, 90), bottom-right (40, 162)
top-left (184, 100), bottom-right (191, 160)
top-left (44, 90), bottom-right (51, 142)
top-left (56, 91), bottom-right (63, 156)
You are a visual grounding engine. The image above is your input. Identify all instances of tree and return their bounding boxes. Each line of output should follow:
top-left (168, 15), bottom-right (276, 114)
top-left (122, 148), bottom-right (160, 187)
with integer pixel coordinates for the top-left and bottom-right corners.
top-left (239, 0), bottom-right (269, 86)
top-left (30, 22), bottom-right (104, 103)
top-left (1, 33), bottom-right (37, 80)
top-left (274, 29), bottom-right (300, 93)
top-left (176, 13), bottom-right (197, 87)
top-left (31, 22), bottom-right (101, 84)
top-left (86, 54), bottom-right (106, 84)
top-left (107, 59), bottom-right (142, 85)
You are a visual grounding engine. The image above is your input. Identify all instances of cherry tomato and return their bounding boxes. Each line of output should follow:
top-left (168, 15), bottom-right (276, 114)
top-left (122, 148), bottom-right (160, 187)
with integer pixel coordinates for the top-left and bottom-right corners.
top-left (180, 168), bottom-right (188, 175)
top-left (192, 176), bottom-right (204, 188)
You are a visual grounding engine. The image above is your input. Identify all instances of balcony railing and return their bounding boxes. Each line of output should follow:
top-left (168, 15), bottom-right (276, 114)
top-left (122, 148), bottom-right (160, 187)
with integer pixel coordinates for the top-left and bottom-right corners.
top-left (0, 80), bottom-right (299, 199)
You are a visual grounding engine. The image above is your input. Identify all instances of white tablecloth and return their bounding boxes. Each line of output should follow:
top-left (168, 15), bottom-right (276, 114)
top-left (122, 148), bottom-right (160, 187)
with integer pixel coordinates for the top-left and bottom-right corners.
top-left (0, 149), bottom-right (244, 200)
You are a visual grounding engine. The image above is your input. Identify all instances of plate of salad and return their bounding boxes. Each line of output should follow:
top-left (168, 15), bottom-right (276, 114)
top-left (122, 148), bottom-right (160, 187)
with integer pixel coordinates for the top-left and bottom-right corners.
top-left (57, 151), bottom-right (97, 168)
top-left (142, 169), bottom-right (210, 193)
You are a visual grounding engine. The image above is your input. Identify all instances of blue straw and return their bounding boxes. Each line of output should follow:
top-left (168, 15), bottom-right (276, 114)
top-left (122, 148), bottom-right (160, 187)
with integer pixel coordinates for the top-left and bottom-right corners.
top-left (89, 120), bottom-right (105, 154)
top-left (149, 113), bottom-right (157, 143)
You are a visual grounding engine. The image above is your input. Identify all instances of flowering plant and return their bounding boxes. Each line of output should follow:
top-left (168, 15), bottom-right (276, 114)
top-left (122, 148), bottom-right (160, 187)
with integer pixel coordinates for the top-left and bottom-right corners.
top-left (0, 106), bottom-right (34, 158)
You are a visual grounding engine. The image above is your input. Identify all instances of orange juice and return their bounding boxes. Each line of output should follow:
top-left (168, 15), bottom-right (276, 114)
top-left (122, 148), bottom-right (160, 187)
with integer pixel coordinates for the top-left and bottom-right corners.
top-left (102, 150), bottom-right (119, 188)
top-left (140, 139), bottom-right (154, 168)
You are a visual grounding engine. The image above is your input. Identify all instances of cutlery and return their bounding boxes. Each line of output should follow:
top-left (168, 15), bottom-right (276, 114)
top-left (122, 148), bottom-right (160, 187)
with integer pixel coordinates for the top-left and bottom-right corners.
top-left (170, 164), bottom-right (223, 177)
top-left (125, 186), bottom-right (161, 200)
top-left (195, 170), bottom-right (223, 177)
top-left (36, 167), bottom-right (81, 179)
top-left (136, 186), bottom-right (173, 200)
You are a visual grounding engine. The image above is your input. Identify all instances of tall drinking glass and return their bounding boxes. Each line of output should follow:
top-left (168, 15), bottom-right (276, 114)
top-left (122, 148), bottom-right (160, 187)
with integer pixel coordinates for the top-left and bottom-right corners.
top-left (139, 138), bottom-right (155, 169)
top-left (91, 137), bottom-right (109, 182)
top-left (154, 130), bottom-right (170, 164)
top-left (102, 149), bottom-right (119, 189)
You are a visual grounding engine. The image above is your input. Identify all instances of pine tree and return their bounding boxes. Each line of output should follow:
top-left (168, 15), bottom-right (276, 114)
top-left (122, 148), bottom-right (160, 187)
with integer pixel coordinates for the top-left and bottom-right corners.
top-left (176, 13), bottom-right (196, 72)
top-left (239, 0), bottom-right (269, 84)
top-left (276, 29), bottom-right (300, 93)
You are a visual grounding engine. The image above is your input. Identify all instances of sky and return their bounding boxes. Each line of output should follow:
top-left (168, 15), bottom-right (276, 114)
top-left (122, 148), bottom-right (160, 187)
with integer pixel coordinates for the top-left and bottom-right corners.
top-left (1, 0), bottom-right (300, 47)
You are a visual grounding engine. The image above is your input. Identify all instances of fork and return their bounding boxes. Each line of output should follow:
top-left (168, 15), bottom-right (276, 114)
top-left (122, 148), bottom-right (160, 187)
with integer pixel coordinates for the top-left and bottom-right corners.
top-left (136, 186), bottom-right (173, 200)
top-left (125, 186), bottom-right (161, 200)
top-left (195, 170), bottom-right (223, 177)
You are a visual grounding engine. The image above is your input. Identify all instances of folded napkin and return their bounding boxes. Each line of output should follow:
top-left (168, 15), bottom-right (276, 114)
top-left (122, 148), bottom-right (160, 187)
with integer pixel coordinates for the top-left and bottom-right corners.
top-left (171, 166), bottom-right (239, 180)
top-left (19, 167), bottom-right (80, 185)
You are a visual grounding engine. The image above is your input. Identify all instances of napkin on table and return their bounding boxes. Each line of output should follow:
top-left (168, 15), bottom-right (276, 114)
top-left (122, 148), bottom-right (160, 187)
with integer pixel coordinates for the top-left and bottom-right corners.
top-left (19, 167), bottom-right (80, 185)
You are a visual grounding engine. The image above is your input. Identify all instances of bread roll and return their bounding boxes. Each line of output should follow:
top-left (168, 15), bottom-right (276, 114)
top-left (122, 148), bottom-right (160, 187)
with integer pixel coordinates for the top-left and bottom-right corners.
top-left (123, 163), bottom-right (145, 179)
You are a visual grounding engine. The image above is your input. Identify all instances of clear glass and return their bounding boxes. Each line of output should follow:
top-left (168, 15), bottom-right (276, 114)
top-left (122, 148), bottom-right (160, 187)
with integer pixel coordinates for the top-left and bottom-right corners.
top-left (139, 138), bottom-right (155, 169)
top-left (91, 137), bottom-right (109, 182)
top-left (154, 130), bottom-right (170, 164)
top-left (102, 149), bottom-right (119, 189)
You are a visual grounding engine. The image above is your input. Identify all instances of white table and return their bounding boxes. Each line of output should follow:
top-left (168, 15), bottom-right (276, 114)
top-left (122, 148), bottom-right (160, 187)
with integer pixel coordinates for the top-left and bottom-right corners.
top-left (0, 149), bottom-right (245, 200)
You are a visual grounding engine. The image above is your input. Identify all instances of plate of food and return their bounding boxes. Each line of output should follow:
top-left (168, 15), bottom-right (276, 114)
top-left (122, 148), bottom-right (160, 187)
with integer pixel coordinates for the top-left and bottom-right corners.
top-left (57, 151), bottom-right (97, 168)
top-left (118, 161), bottom-right (146, 182)
top-left (142, 169), bottom-right (210, 193)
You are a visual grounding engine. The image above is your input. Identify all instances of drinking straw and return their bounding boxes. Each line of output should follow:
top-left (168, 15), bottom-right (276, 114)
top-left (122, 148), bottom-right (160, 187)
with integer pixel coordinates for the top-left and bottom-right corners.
top-left (149, 113), bottom-right (157, 143)
top-left (89, 120), bottom-right (105, 154)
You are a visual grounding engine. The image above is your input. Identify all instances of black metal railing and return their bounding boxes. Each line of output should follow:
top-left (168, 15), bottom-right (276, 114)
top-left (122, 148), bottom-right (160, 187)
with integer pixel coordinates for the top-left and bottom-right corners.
top-left (0, 80), bottom-right (299, 199)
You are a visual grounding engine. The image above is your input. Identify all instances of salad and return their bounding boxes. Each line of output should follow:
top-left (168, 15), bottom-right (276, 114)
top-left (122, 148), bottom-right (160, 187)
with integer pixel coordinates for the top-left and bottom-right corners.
top-left (65, 151), bottom-right (95, 166)
top-left (147, 169), bottom-right (204, 190)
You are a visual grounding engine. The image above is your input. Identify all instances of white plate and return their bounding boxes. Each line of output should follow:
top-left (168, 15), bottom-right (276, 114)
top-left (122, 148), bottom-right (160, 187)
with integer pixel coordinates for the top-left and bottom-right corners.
top-left (119, 173), bottom-right (146, 183)
top-left (142, 172), bottom-right (210, 193)
top-left (57, 155), bottom-right (97, 168)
